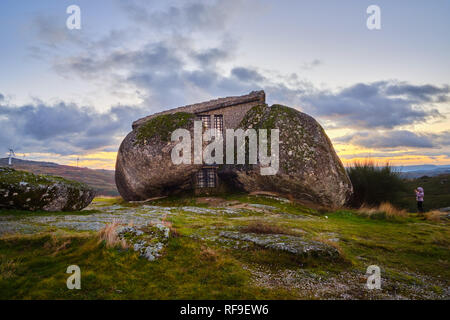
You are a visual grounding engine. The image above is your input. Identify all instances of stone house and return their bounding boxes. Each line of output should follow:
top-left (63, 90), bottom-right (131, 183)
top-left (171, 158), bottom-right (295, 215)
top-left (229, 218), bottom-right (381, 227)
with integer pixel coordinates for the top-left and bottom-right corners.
top-left (116, 90), bottom-right (352, 206)
top-left (131, 91), bottom-right (266, 193)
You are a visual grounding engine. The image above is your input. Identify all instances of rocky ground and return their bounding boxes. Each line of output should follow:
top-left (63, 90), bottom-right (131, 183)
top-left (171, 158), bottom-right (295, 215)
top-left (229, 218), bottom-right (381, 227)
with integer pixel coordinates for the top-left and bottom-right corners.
top-left (0, 195), bottom-right (448, 299)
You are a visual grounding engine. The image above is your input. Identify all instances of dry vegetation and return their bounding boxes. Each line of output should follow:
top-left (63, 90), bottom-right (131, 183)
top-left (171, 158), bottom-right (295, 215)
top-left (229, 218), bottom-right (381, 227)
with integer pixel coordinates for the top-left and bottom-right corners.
top-left (43, 235), bottom-right (72, 256)
top-left (357, 202), bottom-right (408, 219)
top-left (98, 221), bottom-right (128, 249)
top-left (424, 210), bottom-right (448, 222)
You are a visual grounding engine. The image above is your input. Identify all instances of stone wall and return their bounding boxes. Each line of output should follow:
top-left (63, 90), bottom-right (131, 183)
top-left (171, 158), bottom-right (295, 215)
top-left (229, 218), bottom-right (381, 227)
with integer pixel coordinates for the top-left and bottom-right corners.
top-left (200, 101), bottom-right (260, 130)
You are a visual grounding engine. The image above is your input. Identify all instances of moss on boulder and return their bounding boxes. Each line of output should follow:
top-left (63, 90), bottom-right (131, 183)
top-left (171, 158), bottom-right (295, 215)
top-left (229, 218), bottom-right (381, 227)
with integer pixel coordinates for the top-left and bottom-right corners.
top-left (116, 100), bottom-right (352, 207)
top-left (116, 112), bottom-right (202, 201)
top-left (231, 104), bottom-right (353, 207)
top-left (136, 112), bottom-right (195, 144)
top-left (0, 167), bottom-right (95, 211)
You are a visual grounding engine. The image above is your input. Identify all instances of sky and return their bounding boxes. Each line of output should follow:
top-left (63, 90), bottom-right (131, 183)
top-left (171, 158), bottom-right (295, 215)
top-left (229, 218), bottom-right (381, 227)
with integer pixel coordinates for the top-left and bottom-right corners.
top-left (0, 0), bottom-right (449, 169)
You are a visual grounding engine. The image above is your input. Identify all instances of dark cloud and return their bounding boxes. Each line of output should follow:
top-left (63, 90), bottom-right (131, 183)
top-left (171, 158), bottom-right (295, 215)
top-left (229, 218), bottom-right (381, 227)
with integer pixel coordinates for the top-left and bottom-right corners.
top-left (300, 81), bottom-right (447, 129)
top-left (231, 67), bottom-right (265, 83)
top-left (384, 83), bottom-right (450, 102)
top-left (55, 41), bottom-right (184, 79)
top-left (0, 93), bottom-right (4, 102)
top-left (118, 0), bottom-right (245, 33)
top-left (336, 130), bottom-right (450, 149)
top-left (0, 102), bottom-right (147, 155)
top-left (192, 47), bottom-right (232, 67)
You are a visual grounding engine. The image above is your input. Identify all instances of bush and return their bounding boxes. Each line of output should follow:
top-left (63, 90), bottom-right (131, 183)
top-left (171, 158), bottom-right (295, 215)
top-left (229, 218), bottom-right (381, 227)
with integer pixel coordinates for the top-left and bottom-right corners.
top-left (347, 160), bottom-right (406, 207)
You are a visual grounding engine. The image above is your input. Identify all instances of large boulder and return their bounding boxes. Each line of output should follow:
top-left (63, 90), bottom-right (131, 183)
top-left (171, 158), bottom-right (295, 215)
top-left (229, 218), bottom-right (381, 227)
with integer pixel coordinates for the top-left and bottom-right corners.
top-left (227, 104), bottom-right (352, 207)
top-left (0, 167), bottom-right (95, 211)
top-left (115, 103), bottom-right (352, 207)
top-left (115, 112), bottom-right (203, 201)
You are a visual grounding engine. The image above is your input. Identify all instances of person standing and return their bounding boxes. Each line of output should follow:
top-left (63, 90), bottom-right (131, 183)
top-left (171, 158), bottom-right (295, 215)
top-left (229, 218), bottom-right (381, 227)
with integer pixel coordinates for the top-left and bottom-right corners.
top-left (415, 187), bottom-right (424, 213)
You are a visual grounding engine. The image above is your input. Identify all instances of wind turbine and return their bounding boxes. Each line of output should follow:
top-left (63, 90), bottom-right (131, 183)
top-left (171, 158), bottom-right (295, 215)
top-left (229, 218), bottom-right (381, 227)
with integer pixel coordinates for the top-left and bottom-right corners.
top-left (8, 148), bottom-right (15, 166)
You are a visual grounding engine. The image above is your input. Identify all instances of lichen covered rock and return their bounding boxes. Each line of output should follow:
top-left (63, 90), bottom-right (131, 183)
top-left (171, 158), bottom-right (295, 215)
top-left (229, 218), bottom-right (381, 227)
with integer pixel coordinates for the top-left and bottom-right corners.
top-left (229, 104), bottom-right (352, 207)
top-left (117, 224), bottom-right (170, 261)
top-left (116, 100), bottom-right (352, 207)
top-left (220, 231), bottom-right (339, 259)
top-left (0, 167), bottom-right (95, 211)
top-left (115, 112), bottom-right (202, 201)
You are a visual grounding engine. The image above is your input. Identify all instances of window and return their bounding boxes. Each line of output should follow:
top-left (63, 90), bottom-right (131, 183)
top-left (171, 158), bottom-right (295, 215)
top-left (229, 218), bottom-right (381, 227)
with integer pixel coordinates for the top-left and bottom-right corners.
top-left (206, 168), bottom-right (216, 187)
top-left (214, 115), bottom-right (223, 137)
top-left (198, 115), bottom-right (211, 129)
top-left (196, 169), bottom-right (206, 188)
top-left (196, 168), bottom-right (217, 188)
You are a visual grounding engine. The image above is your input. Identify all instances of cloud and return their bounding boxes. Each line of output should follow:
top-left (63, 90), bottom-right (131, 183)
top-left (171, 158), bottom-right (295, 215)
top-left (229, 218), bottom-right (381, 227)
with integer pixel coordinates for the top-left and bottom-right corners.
top-left (301, 59), bottom-right (322, 70)
top-left (0, 102), bottom-right (147, 156)
top-left (30, 14), bottom-right (87, 50)
top-left (192, 46), bottom-right (233, 67)
top-left (18, 0), bottom-right (450, 164)
top-left (336, 130), bottom-right (450, 149)
top-left (0, 93), bottom-right (4, 102)
top-left (118, 0), bottom-right (247, 33)
top-left (231, 67), bottom-right (265, 83)
top-left (299, 81), bottom-right (447, 129)
top-left (39, 1), bottom-right (447, 133)
top-left (384, 83), bottom-right (450, 102)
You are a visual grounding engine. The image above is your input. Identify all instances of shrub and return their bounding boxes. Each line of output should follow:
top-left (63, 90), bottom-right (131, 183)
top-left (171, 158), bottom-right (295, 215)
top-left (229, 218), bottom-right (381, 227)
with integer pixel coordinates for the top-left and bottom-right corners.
top-left (347, 160), bottom-right (406, 207)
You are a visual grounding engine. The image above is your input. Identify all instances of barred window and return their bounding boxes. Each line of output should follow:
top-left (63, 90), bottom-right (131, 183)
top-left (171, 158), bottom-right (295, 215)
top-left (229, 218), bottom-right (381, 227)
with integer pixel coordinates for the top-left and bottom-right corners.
top-left (196, 169), bottom-right (206, 188)
top-left (198, 115), bottom-right (211, 129)
top-left (214, 115), bottom-right (223, 137)
top-left (196, 168), bottom-right (216, 188)
top-left (206, 168), bottom-right (216, 188)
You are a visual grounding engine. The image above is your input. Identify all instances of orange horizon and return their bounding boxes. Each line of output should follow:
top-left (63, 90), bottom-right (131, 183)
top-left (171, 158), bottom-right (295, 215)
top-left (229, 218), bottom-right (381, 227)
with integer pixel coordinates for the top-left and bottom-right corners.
top-left (6, 151), bottom-right (450, 171)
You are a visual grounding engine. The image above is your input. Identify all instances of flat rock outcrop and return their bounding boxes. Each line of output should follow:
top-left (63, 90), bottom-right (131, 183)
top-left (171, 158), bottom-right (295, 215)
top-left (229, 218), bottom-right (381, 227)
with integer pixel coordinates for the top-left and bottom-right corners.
top-left (0, 167), bottom-right (95, 211)
top-left (220, 231), bottom-right (339, 259)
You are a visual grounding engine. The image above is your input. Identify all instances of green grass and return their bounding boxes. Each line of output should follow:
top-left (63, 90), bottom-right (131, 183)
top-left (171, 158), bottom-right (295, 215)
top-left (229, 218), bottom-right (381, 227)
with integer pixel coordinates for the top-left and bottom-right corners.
top-left (0, 167), bottom-right (87, 188)
top-left (395, 174), bottom-right (450, 211)
top-left (0, 195), bottom-right (448, 299)
top-left (0, 234), bottom-right (297, 299)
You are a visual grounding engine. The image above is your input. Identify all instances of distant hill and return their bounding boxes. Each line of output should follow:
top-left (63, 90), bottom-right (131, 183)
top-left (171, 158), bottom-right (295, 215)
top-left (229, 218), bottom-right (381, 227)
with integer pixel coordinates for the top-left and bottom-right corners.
top-left (393, 164), bottom-right (450, 179)
top-left (0, 158), bottom-right (118, 196)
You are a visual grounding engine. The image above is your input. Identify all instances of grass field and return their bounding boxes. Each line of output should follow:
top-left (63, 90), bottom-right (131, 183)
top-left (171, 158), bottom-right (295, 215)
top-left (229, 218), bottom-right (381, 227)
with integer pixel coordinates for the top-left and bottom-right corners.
top-left (0, 195), bottom-right (448, 299)
top-left (395, 174), bottom-right (450, 212)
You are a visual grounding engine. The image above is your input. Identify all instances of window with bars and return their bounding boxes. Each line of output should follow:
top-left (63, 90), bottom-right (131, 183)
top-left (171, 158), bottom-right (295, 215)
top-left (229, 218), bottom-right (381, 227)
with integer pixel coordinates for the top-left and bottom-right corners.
top-left (198, 115), bottom-right (211, 129)
top-left (214, 115), bottom-right (223, 137)
top-left (196, 168), bottom-right (217, 188)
